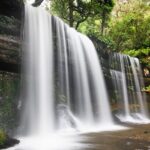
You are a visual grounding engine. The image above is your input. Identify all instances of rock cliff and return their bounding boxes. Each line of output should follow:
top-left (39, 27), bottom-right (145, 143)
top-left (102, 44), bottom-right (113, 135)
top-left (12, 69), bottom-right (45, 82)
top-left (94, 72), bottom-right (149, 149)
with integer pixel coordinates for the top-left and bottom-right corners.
top-left (0, 0), bottom-right (23, 73)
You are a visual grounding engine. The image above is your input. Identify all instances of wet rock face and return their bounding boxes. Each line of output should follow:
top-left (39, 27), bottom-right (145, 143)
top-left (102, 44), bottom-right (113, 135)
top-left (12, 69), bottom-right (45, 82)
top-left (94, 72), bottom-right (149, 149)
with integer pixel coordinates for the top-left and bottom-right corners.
top-left (0, 35), bottom-right (20, 73)
top-left (0, 0), bottom-right (24, 19)
top-left (0, 15), bottom-right (21, 36)
top-left (0, 0), bottom-right (23, 73)
top-left (32, 0), bottom-right (44, 7)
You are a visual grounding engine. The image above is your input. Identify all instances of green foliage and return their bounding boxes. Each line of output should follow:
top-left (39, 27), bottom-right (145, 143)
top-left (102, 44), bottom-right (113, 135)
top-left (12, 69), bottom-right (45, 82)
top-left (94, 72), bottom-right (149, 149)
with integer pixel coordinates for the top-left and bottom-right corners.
top-left (123, 48), bottom-right (150, 57)
top-left (143, 85), bottom-right (150, 90)
top-left (107, 0), bottom-right (150, 51)
top-left (78, 17), bottom-right (101, 36)
top-left (50, 0), bottom-right (114, 33)
top-left (0, 129), bottom-right (7, 146)
top-left (123, 48), bottom-right (150, 68)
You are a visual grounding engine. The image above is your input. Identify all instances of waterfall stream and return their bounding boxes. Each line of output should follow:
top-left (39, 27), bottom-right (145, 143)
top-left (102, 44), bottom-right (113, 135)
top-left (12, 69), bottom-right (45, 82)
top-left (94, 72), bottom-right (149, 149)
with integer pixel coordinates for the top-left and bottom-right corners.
top-left (110, 53), bottom-right (149, 123)
top-left (19, 4), bottom-right (115, 137)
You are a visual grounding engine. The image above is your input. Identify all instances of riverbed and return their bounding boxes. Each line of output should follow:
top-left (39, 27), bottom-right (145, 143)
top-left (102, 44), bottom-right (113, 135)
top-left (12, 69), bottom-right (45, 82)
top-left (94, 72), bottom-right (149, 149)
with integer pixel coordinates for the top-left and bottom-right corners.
top-left (82, 124), bottom-right (150, 150)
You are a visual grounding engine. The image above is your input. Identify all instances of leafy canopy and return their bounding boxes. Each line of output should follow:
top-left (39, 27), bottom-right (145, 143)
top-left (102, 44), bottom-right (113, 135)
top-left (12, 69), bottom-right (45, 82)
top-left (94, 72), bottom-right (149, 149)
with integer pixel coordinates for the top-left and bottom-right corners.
top-left (107, 0), bottom-right (150, 51)
top-left (50, 0), bottom-right (114, 32)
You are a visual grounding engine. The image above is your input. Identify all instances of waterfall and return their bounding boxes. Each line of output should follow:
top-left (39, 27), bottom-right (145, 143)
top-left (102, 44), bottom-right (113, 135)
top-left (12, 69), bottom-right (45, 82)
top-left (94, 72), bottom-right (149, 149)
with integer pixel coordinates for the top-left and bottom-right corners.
top-left (20, 5), bottom-right (55, 136)
top-left (18, 4), bottom-right (115, 137)
top-left (110, 53), bottom-right (149, 123)
top-left (129, 57), bottom-right (149, 119)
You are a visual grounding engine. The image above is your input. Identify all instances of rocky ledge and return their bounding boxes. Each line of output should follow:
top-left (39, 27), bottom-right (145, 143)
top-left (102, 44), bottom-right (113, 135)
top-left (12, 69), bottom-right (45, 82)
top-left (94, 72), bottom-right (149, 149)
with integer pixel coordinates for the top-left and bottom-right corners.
top-left (0, 35), bottom-right (20, 73)
top-left (0, 137), bottom-right (20, 149)
top-left (0, 0), bottom-right (23, 73)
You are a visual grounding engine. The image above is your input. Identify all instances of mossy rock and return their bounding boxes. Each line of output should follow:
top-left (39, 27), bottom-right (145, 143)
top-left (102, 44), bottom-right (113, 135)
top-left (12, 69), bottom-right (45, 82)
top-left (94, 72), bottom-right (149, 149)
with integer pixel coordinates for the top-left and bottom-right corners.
top-left (0, 129), bottom-right (19, 149)
top-left (0, 15), bottom-right (20, 36)
top-left (0, 129), bottom-right (7, 146)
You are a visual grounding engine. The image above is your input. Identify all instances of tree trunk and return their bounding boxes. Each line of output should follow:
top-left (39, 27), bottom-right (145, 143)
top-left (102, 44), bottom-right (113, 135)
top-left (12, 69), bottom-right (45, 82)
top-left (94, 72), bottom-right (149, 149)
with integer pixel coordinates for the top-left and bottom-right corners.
top-left (68, 0), bottom-right (74, 27)
top-left (101, 9), bottom-right (106, 36)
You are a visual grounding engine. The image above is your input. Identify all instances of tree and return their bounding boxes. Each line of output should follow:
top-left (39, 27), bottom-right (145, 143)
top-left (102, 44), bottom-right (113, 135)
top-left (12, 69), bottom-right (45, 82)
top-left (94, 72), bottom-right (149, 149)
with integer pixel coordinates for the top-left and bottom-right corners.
top-left (50, 0), bottom-right (114, 34)
top-left (106, 0), bottom-right (150, 51)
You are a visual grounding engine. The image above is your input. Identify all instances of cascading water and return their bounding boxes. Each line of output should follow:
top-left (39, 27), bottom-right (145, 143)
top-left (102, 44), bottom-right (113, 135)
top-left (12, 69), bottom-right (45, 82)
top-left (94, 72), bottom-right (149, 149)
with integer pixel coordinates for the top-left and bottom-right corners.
top-left (20, 5), bottom-right (55, 136)
top-left (129, 57), bottom-right (149, 120)
top-left (11, 3), bottom-right (117, 148)
top-left (110, 53), bottom-right (149, 123)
